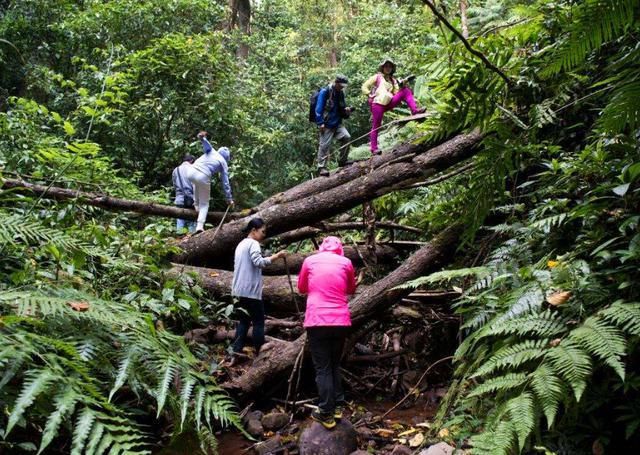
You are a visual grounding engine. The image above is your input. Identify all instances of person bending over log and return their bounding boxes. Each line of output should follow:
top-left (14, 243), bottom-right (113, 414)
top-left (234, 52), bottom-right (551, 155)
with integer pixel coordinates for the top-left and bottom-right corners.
top-left (361, 58), bottom-right (425, 155)
top-left (229, 218), bottom-right (286, 365)
top-left (297, 236), bottom-right (357, 430)
top-left (185, 131), bottom-right (234, 233)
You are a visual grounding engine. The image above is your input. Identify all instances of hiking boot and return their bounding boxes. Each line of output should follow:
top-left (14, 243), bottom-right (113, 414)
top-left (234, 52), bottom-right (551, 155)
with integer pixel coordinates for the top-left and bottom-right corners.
top-left (318, 168), bottom-right (330, 177)
top-left (399, 75), bottom-right (416, 87)
top-left (413, 107), bottom-right (427, 115)
top-left (334, 405), bottom-right (344, 420)
top-left (311, 410), bottom-right (336, 430)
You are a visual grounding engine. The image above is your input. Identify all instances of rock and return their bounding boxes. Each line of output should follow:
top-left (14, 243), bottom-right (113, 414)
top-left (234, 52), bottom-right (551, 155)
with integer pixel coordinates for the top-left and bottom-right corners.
top-left (255, 435), bottom-right (282, 455)
top-left (261, 411), bottom-right (290, 431)
top-left (242, 410), bottom-right (263, 424)
top-left (246, 418), bottom-right (264, 438)
top-left (349, 451), bottom-right (370, 455)
top-left (391, 445), bottom-right (412, 455)
top-left (299, 420), bottom-right (358, 455)
top-left (419, 442), bottom-right (455, 455)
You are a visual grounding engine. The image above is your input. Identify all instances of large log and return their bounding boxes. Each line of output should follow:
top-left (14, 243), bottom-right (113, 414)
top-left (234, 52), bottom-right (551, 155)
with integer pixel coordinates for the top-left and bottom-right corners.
top-left (272, 221), bottom-right (422, 245)
top-left (174, 131), bottom-right (482, 267)
top-left (0, 178), bottom-right (240, 224)
top-left (223, 224), bottom-right (462, 394)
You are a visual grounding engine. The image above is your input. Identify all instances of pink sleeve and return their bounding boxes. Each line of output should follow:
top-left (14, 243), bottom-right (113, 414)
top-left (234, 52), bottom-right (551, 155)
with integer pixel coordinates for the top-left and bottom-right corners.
top-left (297, 260), bottom-right (309, 294)
top-left (346, 262), bottom-right (356, 295)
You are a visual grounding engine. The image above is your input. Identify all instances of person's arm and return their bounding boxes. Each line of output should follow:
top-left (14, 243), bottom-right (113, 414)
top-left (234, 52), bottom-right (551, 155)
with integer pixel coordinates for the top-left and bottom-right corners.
top-left (315, 88), bottom-right (328, 126)
top-left (218, 161), bottom-right (233, 203)
top-left (172, 169), bottom-right (181, 198)
top-left (346, 261), bottom-right (357, 295)
top-left (201, 137), bottom-right (213, 154)
top-left (297, 260), bottom-right (309, 294)
top-left (361, 74), bottom-right (378, 97)
top-left (249, 242), bottom-right (285, 269)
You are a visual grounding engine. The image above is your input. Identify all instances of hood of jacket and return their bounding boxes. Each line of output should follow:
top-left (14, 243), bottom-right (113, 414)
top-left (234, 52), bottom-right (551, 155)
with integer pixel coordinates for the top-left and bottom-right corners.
top-left (319, 236), bottom-right (344, 256)
top-left (218, 147), bottom-right (231, 163)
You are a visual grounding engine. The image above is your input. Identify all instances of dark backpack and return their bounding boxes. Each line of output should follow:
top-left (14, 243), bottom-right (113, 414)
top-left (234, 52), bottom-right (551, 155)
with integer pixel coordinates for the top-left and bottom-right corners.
top-left (308, 85), bottom-right (333, 123)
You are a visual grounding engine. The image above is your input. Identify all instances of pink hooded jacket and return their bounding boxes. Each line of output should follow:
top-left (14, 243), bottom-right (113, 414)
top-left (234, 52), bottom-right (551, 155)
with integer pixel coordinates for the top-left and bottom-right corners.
top-left (297, 237), bottom-right (357, 328)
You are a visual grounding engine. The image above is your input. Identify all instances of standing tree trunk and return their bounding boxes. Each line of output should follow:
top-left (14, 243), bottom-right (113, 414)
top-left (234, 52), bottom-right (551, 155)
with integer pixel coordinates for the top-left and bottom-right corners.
top-left (229, 0), bottom-right (251, 59)
top-left (460, 0), bottom-right (469, 39)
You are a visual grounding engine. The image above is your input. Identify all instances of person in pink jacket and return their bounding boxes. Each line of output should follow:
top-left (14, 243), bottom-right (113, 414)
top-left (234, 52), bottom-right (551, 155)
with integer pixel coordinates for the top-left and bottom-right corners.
top-left (297, 236), bottom-right (357, 429)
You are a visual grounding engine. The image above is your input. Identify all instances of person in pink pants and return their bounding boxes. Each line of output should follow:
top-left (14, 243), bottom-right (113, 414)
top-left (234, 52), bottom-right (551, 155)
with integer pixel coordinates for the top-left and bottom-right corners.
top-left (361, 58), bottom-right (425, 154)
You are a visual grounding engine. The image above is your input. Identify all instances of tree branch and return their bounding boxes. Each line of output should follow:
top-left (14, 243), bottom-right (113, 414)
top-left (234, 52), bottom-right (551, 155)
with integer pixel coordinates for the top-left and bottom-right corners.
top-left (422, 0), bottom-right (513, 86)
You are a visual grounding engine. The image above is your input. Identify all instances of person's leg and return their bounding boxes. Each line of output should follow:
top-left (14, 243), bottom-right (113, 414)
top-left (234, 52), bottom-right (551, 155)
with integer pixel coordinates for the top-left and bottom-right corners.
top-left (247, 298), bottom-right (265, 352)
top-left (317, 128), bottom-right (335, 172)
top-left (193, 177), bottom-right (210, 232)
top-left (186, 220), bottom-right (196, 233)
top-left (176, 217), bottom-right (186, 233)
top-left (330, 327), bottom-right (348, 409)
top-left (334, 125), bottom-right (351, 166)
top-left (387, 86), bottom-right (421, 114)
top-left (307, 327), bottom-right (335, 415)
top-left (369, 102), bottom-right (386, 153)
top-left (231, 297), bottom-right (252, 353)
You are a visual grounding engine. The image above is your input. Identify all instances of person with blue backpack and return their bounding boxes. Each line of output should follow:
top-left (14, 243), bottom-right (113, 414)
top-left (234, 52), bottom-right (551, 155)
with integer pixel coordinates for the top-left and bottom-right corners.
top-left (185, 131), bottom-right (234, 233)
top-left (312, 75), bottom-right (354, 177)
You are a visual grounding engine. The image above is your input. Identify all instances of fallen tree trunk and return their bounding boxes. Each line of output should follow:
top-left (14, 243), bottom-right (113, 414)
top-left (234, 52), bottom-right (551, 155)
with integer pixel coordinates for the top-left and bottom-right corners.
top-left (262, 244), bottom-right (398, 275)
top-left (272, 221), bottom-right (422, 246)
top-left (0, 178), bottom-right (241, 224)
top-left (223, 224), bottom-right (462, 394)
top-left (175, 131), bottom-right (482, 267)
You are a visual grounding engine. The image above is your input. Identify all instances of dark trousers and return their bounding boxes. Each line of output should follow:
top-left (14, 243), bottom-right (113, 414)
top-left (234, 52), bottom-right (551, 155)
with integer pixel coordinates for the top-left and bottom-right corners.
top-left (231, 297), bottom-right (265, 353)
top-left (307, 326), bottom-right (349, 414)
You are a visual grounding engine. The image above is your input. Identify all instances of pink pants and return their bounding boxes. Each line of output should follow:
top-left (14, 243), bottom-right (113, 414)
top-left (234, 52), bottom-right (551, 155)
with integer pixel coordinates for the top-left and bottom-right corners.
top-left (368, 87), bottom-right (419, 152)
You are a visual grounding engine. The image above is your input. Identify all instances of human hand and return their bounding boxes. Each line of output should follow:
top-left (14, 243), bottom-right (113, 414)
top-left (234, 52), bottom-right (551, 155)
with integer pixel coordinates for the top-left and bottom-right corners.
top-left (319, 125), bottom-right (326, 133)
top-left (197, 131), bottom-right (208, 139)
top-left (227, 199), bottom-right (235, 207)
top-left (274, 250), bottom-right (287, 260)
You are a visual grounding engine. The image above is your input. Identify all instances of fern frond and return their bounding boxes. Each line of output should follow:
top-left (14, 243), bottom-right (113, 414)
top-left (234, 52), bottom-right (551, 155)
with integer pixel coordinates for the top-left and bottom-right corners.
top-left (71, 407), bottom-right (97, 455)
top-left (483, 310), bottom-right (568, 338)
top-left (468, 373), bottom-right (528, 398)
top-left (546, 340), bottom-right (592, 401)
top-left (472, 339), bottom-right (549, 378)
top-left (109, 348), bottom-right (138, 402)
top-left (506, 392), bottom-right (536, 451)
top-left (179, 375), bottom-right (197, 430)
top-left (569, 316), bottom-right (627, 379)
top-left (600, 301), bottom-right (640, 335)
top-left (598, 79), bottom-right (640, 133)
top-left (396, 266), bottom-right (491, 290)
top-left (5, 369), bottom-right (55, 435)
top-left (531, 363), bottom-right (566, 428)
top-left (470, 419), bottom-right (517, 455)
top-left (543, 0), bottom-right (638, 75)
top-left (38, 387), bottom-right (79, 454)
top-left (155, 359), bottom-right (178, 417)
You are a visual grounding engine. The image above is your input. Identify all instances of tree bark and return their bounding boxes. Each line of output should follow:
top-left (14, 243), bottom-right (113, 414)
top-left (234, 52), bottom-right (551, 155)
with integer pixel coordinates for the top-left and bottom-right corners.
top-left (460, 0), bottom-right (469, 39)
top-left (229, 0), bottom-right (251, 59)
top-left (0, 178), bottom-right (239, 224)
top-left (174, 131), bottom-right (482, 267)
top-left (272, 221), bottom-right (422, 245)
top-left (223, 224), bottom-right (462, 394)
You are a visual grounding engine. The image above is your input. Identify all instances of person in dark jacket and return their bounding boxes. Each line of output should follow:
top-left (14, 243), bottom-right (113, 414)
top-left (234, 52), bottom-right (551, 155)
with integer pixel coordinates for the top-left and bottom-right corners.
top-left (315, 75), bottom-right (354, 176)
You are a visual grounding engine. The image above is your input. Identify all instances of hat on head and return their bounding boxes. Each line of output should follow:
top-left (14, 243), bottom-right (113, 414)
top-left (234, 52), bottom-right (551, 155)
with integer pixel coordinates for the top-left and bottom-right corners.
top-left (218, 147), bottom-right (231, 163)
top-left (378, 58), bottom-right (396, 75)
top-left (319, 236), bottom-right (344, 256)
top-left (335, 74), bottom-right (349, 85)
top-left (183, 153), bottom-right (195, 163)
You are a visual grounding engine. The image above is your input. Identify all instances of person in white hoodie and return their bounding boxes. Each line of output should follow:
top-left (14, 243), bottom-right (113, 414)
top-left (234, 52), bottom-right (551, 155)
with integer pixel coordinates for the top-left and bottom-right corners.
top-left (186, 131), bottom-right (234, 233)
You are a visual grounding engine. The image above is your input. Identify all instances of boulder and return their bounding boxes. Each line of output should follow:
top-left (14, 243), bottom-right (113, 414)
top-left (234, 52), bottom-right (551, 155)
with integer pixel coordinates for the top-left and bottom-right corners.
top-left (391, 445), bottom-right (412, 455)
top-left (419, 442), bottom-right (455, 455)
top-left (349, 451), bottom-right (370, 455)
top-left (261, 411), bottom-right (290, 431)
top-left (299, 420), bottom-right (358, 455)
top-left (246, 418), bottom-right (264, 438)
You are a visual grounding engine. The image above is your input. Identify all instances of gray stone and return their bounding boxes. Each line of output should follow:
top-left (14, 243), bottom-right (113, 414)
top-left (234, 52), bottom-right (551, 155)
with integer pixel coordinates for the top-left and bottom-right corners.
top-left (391, 445), bottom-right (412, 455)
top-left (261, 411), bottom-right (290, 431)
top-left (255, 435), bottom-right (282, 455)
top-left (242, 410), bottom-right (263, 424)
top-left (246, 418), bottom-right (264, 438)
top-left (419, 442), bottom-right (455, 455)
top-left (349, 451), bottom-right (370, 455)
top-left (299, 420), bottom-right (358, 455)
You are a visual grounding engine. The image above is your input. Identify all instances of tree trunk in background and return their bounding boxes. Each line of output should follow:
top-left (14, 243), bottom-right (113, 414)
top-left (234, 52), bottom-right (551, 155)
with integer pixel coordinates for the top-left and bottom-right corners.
top-left (229, 0), bottom-right (251, 59)
top-left (460, 0), bottom-right (469, 39)
top-left (172, 131), bottom-right (483, 268)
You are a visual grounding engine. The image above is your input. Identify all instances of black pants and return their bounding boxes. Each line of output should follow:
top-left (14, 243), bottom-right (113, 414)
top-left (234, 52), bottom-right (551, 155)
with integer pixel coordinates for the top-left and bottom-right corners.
top-left (307, 326), bottom-right (349, 415)
top-left (231, 297), bottom-right (265, 353)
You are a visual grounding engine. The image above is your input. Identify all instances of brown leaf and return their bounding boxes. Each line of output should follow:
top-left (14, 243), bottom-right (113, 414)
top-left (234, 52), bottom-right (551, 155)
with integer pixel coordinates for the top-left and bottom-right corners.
top-left (547, 291), bottom-right (572, 306)
top-left (549, 338), bottom-right (562, 347)
top-left (68, 301), bottom-right (89, 312)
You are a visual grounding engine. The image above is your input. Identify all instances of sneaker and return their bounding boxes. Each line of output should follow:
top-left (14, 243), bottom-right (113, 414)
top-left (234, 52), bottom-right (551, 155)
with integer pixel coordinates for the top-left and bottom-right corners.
top-left (413, 107), bottom-right (427, 115)
top-left (318, 168), bottom-right (330, 177)
top-left (311, 410), bottom-right (336, 429)
top-left (399, 75), bottom-right (416, 87)
top-left (334, 406), bottom-right (344, 420)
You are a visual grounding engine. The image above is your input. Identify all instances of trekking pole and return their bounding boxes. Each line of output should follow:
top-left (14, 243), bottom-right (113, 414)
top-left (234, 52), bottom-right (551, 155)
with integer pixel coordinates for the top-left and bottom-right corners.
top-left (283, 256), bottom-right (302, 316)
top-left (209, 203), bottom-right (232, 242)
